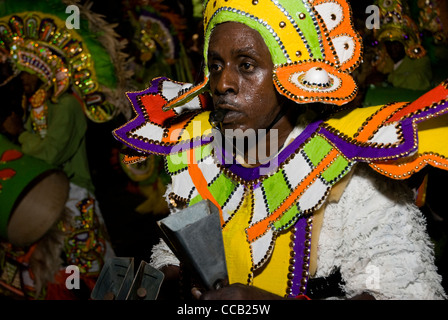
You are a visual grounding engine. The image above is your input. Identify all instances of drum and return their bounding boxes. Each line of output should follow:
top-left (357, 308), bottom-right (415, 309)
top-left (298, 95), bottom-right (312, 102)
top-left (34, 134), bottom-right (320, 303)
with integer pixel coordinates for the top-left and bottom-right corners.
top-left (0, 134), bottom-right (69, 246)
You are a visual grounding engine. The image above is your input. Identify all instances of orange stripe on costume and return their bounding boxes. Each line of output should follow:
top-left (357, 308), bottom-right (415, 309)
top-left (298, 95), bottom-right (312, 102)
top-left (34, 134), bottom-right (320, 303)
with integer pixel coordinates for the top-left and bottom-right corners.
top-left (387, 83), bottom-right (448, 123)
top-left (161, 120), bottom-right (186, 144)
top-left (355, 102), bottom-right (407, 142)
top-left (369, 153), bottom-right (448, 179)
top-left (187, 148), bottom-right (224, 225)
top-left (247, 148), bottom-right (340, 242)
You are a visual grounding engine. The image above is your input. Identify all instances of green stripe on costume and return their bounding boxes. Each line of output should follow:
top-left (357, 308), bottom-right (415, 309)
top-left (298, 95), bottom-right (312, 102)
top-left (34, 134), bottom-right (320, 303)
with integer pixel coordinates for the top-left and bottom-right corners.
top-left (273, 203), bottom-right (300, 230)
top-left (166, 151), bottom-right (188, 174)
top-left (195, 144), bottom-right (213, 163)
top-left (303, 135), bottom-right (333, 166)
top-left (189, 193), bottom-right (203, 207)
top-left (208, 173), bottom-right (237, 207)
top-left (262, 169), bottom-right (291, 214)
top-left (278, 0), bottom-right (322, 59)
top-left (321, 154), bottom-right (349, 183)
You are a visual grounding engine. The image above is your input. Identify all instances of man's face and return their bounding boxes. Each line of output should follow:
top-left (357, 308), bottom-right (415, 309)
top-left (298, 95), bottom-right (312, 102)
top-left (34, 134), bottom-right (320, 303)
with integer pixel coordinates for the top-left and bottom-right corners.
top-left (207, 22), bottom-right (284, 133)
top-left (20, 72), bottom-right (41, 98)
top-left (385, 40), bottom-right (405, 63)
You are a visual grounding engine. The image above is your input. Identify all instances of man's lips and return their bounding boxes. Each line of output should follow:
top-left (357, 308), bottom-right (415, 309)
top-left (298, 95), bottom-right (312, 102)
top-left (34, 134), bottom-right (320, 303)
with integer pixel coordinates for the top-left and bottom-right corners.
top-left (221, 110), bottom-right (241, 124)
top-left (215, 103), bottom-right (240, 124)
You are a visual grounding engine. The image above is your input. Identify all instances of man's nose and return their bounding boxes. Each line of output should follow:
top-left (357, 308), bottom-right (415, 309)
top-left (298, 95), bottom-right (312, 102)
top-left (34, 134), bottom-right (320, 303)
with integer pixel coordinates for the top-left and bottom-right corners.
top-left (215, 66), bottom-right (238, 95)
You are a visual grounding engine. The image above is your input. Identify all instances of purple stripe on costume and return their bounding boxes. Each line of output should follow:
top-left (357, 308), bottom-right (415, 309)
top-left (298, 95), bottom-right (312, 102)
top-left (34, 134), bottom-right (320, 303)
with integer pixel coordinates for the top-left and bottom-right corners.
top-left (113, 77), bottom-right (213, 155)
top-left (318, 118), bottom-right (417, 160)
top-left (114, 130), bottom-right (212, 155)
top-left (112, 77), bottom-right (165, 152)
top-left (288, 216), bottom-right (310, 298)
top-left (318, 100), bottom-right (448, 161)
top-left (216, 120), bottom-right (323, 181)
top-left (412, 99), bottom-right (448, 123)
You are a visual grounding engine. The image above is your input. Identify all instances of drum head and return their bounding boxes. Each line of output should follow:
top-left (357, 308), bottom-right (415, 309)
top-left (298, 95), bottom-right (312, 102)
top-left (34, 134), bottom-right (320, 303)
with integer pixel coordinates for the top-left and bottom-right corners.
top-left (7, 170), bottom-right (69, 247)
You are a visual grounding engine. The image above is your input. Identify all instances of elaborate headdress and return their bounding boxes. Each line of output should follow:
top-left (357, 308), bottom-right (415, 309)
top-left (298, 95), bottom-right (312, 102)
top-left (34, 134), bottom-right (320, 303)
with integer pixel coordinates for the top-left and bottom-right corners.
top-left (374, 0), bottom-right (426, 59)
top-left (417, 0), bottom-right (448, 44)
top-left (0, 0), bottom-right (133, 122)
top-left (124, 0), bottom-right (193, 84)
top-left (162, 0), bottom-right (363, 110)
top-left (125, 0), bottom-right (186, 64)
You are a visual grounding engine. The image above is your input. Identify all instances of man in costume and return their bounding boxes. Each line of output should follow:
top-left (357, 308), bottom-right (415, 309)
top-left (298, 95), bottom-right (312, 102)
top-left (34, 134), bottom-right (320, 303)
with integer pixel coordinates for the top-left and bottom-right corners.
top-left (0, 0), bottom-right (131, 299)
top-left (113, 0), bottom-right (447, 299)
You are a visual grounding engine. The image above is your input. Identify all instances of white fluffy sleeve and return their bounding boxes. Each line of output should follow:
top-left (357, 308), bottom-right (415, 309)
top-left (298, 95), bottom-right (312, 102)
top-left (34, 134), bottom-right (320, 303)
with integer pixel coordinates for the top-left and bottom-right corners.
top-left (149, 184), bottom-right (180, 270)
top-left (315, 163), bottom-right (446, 300)
top-left (149, 237), bottom-right (180, 270)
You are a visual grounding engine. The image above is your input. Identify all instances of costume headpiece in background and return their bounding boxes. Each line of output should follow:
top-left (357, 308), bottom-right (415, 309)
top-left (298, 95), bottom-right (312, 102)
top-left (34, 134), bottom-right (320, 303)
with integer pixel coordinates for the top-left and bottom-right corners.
top-left (373, 0), bottom-right (426, 59)
top-left (123, 0), bottom-right (194, 84)
top-left (161, 0), bottom-right (363, 110)
top-left (125, 0), bottom-right (184, 64)
top-left (417, 0), bottom-right (448, 44)
top-left (0, 0), bottom-right (133, 122)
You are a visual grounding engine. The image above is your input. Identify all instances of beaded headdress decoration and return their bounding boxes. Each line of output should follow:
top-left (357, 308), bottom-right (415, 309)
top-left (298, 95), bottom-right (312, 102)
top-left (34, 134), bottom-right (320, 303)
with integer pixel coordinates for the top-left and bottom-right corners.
top-left (125, 0), bottom-right (186, 65)
top-left (162, 0), bottom-right (363, 110)
top-left (0, 1), bottom-right (132, 122)
top-left (374, 0), bottom-right (426, 59)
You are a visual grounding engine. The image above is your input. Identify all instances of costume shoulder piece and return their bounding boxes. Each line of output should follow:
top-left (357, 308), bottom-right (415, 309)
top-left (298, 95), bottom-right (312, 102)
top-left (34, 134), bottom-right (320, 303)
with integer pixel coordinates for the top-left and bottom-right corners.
top-left (319, 79), bottom-right (448, 179)
top-left (114, 77), bottom-right (448, 283)
top-left (115, 76), bottom-right (448, 176)
top-left (113, 76), bottom-right (213, 161)
top-left (114, 77), bottom-right (448, 234)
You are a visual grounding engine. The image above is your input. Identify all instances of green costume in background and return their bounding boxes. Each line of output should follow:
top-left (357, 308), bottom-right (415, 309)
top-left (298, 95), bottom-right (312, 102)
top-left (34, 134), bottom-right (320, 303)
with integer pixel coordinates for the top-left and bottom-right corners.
top-left (0, 0), bottom-right (132, 299)
top-left (387, 55), bottom-right (433, 91)
top-left (19, 93), bottom-right (94, 193)
top-left (17, 89), bottom-right (115, 298)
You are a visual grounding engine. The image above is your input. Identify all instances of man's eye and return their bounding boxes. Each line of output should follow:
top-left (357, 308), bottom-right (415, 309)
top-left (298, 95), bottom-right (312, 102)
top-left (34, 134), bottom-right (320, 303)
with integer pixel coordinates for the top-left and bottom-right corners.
top-left (241, 62), bottom-right (254, 72)
top-left (209, 63), bottom-right (222, 72)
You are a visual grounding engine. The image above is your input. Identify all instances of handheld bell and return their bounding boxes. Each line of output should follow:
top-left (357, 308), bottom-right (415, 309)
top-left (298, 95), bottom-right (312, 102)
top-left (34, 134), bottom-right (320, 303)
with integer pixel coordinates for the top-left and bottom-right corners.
top-left (157, 200), bottom-right (228, 290)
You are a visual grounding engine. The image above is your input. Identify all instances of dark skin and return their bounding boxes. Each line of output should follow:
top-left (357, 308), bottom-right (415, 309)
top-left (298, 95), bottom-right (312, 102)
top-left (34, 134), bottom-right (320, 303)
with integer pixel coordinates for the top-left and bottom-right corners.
top-left (20, 71), bottom-right (43, 99)
top-left (160, 22), bottom-right (374, 300)
top-left (0, 72), bottom-right (26, 140)
top-left (207, 22), bottom-right (297, 165)
top-left (384, 40), bottom-right (406, 64)
top-left (1, 111), bottom-right (23, 138)
top-left (1, 72), bottom-right (45, 139)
